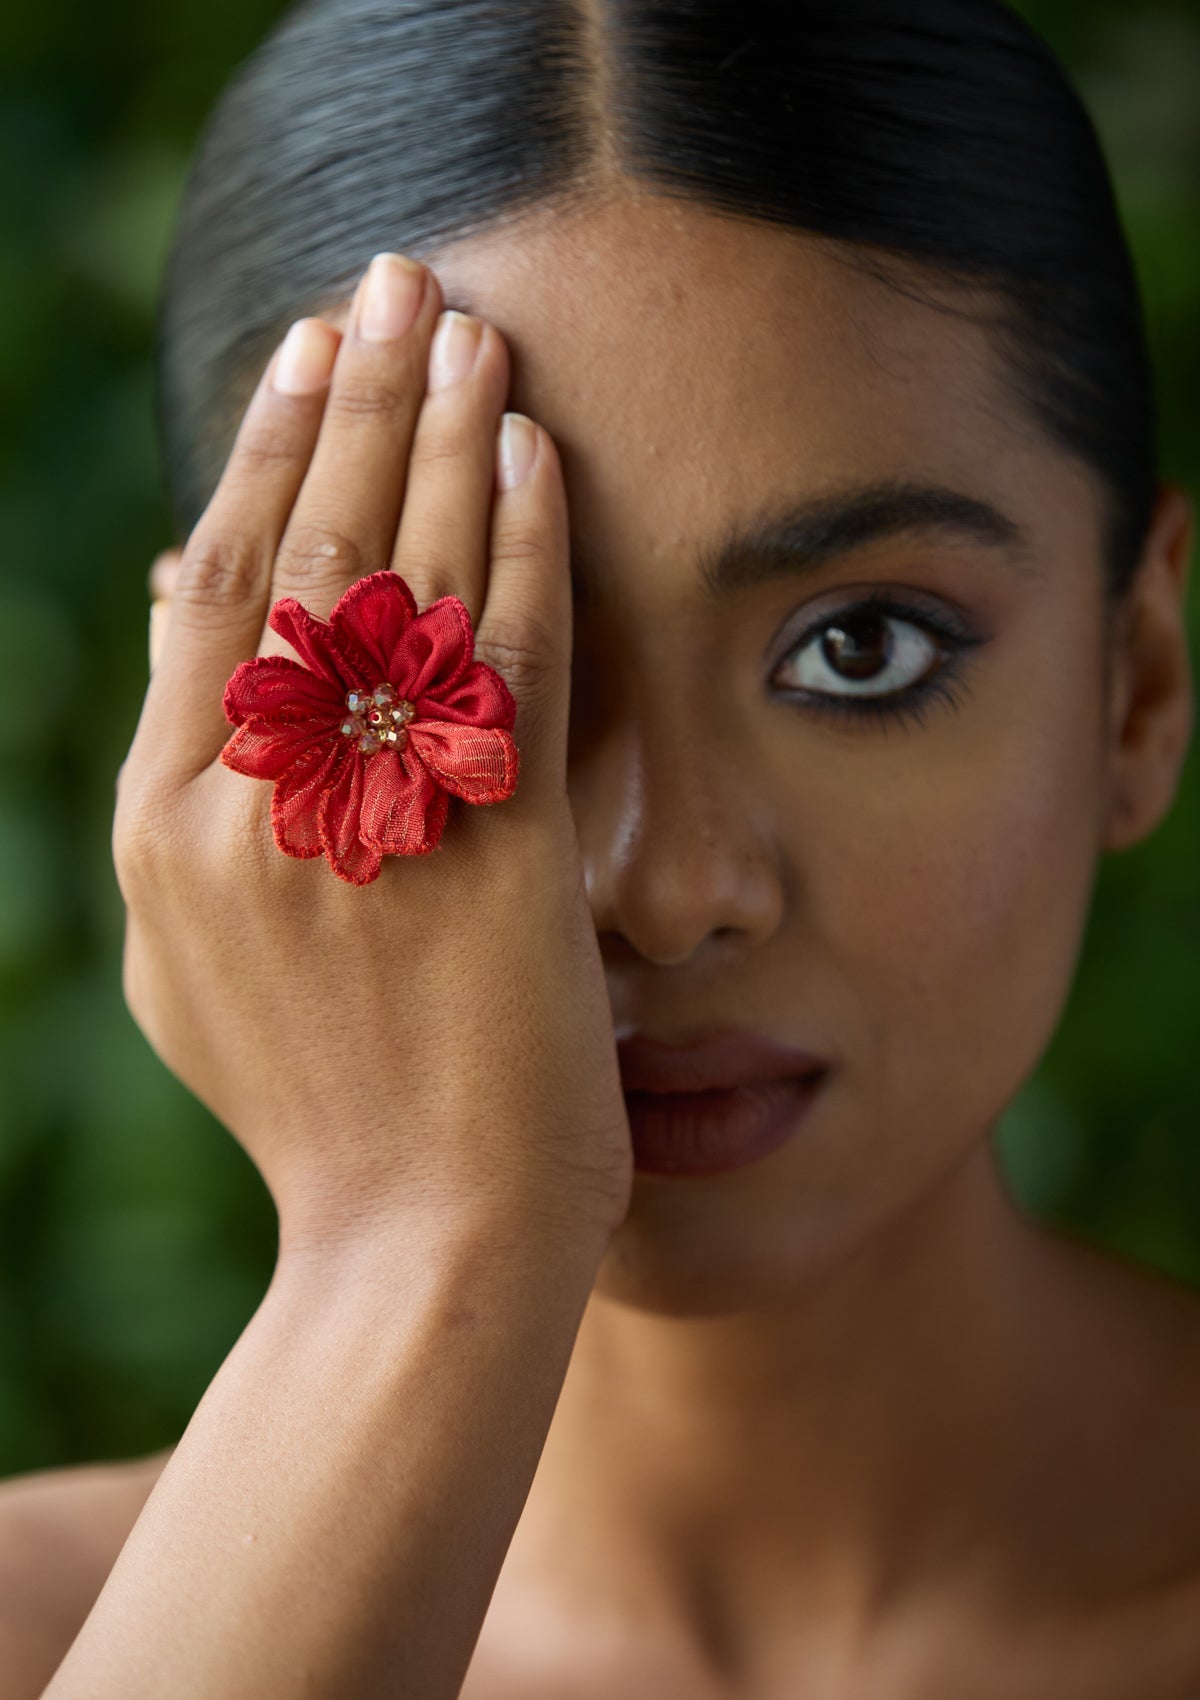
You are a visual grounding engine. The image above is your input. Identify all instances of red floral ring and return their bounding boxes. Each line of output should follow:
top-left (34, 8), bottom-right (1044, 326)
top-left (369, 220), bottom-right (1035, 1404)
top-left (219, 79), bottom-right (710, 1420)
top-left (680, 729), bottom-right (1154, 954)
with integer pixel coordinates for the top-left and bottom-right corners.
top-left (220, 570), bottom-right (519, 885)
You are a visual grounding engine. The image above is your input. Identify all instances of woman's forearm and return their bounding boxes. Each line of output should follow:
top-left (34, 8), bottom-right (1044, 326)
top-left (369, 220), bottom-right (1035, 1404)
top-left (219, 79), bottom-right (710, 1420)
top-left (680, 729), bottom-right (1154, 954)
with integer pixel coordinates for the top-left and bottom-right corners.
top-left (44, 1210), bottom-right (605, 1700)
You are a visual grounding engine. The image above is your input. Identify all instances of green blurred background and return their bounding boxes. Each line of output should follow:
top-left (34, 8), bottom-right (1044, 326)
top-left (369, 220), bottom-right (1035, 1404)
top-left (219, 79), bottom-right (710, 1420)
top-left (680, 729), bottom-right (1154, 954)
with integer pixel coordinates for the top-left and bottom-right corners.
top-left (0, 0), bottom-right (1197, 1475)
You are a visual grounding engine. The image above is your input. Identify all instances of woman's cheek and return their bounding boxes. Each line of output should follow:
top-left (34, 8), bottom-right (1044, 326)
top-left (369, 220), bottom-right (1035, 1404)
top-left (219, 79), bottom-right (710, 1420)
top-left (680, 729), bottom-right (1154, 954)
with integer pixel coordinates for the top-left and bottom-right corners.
top-left (821, 693), bottom-right (1105, 1146)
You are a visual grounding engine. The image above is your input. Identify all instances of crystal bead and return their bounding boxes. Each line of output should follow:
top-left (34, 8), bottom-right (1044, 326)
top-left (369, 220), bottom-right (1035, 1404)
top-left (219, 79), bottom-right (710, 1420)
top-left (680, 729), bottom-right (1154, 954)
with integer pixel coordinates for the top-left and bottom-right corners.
top-left (341, 684), bottom-right (414, 755)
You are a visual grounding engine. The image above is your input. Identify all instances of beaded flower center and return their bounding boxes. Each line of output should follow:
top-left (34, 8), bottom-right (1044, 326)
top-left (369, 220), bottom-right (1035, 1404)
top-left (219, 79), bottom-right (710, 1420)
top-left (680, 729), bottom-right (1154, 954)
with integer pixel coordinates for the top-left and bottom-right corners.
top-left (339, 683), bottom-right (416, 755)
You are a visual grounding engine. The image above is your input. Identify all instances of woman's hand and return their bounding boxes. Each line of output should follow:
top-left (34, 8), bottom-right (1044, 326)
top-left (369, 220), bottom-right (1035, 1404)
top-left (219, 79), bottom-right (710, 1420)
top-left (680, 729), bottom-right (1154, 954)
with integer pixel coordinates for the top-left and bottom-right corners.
top-left (47, 280), bottom-right (636, 1694)
top-left (40, 275), bottom-right (632, 1698)
top-left (116, 254), bottom-right (633, 1259)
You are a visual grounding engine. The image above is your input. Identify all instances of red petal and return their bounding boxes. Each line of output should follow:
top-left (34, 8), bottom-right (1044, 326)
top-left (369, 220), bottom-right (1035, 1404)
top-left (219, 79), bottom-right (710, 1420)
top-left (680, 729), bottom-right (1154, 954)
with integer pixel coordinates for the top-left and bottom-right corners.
top-left (317, 751), bottom-right (383, 885)
top-left (388, 597), bottom-right (474, 700)
top-left (415, 658), bottom-right (516, 730)
top-left (268, 597), bottom-right (368, 691)
top-left (270, 740), bottom-right (349, 859)
top-left (221, 717), bottom-right (329, 781)
top-left (223, 655), bottom-right (343, 728)
top-left (359, 745), bottom-right (450, 856)
top-left (330, 571), bottom-right (419, 680)
top-left (407, 722), bottom-right (519, 804)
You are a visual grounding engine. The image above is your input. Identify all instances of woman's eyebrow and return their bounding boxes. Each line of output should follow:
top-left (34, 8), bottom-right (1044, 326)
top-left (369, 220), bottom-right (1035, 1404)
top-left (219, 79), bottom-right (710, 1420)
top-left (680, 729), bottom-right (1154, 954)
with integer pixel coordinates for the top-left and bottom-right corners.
top-left (568, 480), bottom-right (1036, 608)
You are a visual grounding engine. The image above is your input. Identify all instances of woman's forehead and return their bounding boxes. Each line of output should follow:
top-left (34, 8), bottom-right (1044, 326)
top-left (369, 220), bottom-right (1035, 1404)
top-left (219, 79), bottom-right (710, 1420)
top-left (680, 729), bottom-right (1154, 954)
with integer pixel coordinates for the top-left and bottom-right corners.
top-left (432, 195), bottom-right (947, 401)
top-left (420, 196), bottom-right (1089, 592)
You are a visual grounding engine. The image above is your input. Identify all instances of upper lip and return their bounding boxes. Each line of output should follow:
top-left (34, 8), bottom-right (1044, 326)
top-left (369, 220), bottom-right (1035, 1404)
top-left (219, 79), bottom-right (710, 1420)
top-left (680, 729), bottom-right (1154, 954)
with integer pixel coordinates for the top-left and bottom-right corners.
top-left (616, 1030), bottom-right (829, 1095)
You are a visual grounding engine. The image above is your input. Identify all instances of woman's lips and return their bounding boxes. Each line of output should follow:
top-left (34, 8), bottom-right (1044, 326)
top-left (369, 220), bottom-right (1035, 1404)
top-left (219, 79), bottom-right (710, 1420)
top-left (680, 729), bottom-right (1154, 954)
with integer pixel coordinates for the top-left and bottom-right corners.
top-left (616, 1031), bottom-right (830, 1178)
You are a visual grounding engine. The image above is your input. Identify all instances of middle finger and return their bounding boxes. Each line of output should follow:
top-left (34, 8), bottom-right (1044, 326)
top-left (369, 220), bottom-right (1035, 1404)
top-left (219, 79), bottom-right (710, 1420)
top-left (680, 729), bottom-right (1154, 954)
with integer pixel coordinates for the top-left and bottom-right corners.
top-left (269, 253), bottom-right (443, 618)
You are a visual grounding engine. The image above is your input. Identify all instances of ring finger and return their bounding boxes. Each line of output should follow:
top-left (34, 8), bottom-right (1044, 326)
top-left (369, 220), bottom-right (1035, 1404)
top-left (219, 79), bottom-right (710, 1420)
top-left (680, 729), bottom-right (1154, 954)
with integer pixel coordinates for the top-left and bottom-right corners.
top-left (390, 310), bottom-right (511, 626)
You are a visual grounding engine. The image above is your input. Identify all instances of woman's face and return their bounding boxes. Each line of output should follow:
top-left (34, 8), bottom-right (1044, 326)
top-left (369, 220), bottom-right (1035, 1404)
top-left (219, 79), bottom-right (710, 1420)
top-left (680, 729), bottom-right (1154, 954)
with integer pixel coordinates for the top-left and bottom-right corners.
top-left (412, 197), bottom-right (1119, 1313)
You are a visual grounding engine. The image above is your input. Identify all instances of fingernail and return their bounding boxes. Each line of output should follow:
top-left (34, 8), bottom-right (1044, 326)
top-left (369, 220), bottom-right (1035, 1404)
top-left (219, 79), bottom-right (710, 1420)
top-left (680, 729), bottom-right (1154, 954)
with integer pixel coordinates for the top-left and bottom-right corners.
top-left (498, 414), bottom-right (538, 490)
top-left (358, 253), bottom-right (425, 343)
top-left (273, 319), bottom-right (338, 395)
top-left (429, 312), bottom-right (483, 391)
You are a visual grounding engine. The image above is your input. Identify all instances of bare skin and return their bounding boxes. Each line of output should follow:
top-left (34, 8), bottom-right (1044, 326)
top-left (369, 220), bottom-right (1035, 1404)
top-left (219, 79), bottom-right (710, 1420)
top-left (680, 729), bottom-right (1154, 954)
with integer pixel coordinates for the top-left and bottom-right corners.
top-left (1, 194), bottom-right (1197, 1698)
top-left (0, 1456), bottom-right (169, 1694)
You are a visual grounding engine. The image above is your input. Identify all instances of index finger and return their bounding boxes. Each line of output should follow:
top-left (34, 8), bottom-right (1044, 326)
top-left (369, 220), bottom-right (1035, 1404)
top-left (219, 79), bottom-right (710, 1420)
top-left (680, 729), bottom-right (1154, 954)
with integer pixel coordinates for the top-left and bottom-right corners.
top-left (129, 317), bottom-right (341, 784)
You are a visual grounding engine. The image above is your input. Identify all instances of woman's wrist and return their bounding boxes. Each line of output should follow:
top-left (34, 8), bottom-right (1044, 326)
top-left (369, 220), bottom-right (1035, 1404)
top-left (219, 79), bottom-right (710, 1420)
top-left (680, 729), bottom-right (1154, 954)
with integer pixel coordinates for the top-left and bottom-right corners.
top-left (44, 1167), bottom-right (608, 1700)
top-left (271, 1184), bottom-right (613, 1325)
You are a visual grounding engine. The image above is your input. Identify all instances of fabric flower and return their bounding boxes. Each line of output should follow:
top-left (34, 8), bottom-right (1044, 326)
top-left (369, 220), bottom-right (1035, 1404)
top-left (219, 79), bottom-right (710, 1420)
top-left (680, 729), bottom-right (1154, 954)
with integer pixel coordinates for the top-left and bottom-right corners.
top-left (220, 570), bottom-right (519, 885)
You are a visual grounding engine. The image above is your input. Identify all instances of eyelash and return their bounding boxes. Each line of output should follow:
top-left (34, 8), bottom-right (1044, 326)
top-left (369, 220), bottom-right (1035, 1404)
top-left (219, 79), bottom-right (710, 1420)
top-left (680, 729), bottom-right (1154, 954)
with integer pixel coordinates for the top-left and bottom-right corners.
top-left (771, 589), bottom-right (985, 734)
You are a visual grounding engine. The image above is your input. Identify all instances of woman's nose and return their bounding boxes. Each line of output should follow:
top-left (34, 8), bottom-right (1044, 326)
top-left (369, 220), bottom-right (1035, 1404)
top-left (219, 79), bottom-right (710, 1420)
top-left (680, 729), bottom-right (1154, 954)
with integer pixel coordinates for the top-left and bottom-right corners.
top-left (572, 718), bottom-right (786, 968)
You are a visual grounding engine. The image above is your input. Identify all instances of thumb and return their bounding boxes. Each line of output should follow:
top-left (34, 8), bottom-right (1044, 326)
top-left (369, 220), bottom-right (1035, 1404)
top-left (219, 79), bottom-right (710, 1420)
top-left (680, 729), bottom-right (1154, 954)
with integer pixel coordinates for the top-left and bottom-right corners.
top-left (148, 550), bottom-right (183, 676)
top-left (148, 548), bottom-right (183, 601)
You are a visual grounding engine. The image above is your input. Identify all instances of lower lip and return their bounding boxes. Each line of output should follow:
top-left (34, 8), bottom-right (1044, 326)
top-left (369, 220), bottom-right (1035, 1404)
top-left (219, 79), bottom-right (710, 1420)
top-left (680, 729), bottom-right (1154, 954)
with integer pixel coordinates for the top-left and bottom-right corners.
top-left (624, 1073), bottom-right (828, 1178)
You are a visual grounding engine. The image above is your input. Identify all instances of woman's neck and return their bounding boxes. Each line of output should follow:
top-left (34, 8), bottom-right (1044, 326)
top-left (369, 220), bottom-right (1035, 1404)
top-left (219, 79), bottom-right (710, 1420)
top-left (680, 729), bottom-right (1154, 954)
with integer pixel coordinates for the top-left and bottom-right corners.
top-left (493, 1143), bottom-right (1193, 1680)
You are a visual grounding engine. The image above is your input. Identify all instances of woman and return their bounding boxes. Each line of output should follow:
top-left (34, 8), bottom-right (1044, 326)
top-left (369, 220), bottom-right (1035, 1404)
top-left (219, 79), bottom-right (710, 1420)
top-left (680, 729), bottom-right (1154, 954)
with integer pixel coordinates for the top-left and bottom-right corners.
top-left (1, 0), bottom-right (1197, 1694)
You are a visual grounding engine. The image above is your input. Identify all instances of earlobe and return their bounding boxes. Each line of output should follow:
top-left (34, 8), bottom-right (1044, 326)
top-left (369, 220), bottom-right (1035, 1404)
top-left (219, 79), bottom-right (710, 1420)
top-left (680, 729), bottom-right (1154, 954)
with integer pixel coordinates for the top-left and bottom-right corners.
top-left (1101, 482), bottom-right (1196, 854)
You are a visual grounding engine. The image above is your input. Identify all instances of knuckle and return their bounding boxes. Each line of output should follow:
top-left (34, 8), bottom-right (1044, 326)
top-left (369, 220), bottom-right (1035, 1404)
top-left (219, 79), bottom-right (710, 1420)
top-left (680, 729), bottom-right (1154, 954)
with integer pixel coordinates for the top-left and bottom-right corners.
top-left (326, 374), bottom-right (409, 425)
top-left (277, 521), bottom-right (377, 586)
top-left (113, 756), bottom-right (177, 859)
top-left (121, 931), bottom-right (149, 1031)
top-left (490, 526), bottom-right (551, 572)
top-left (114, 775), bottom-right (240, 908)
top-left (176, 534), bottom-right (263, 609)
top-left (474, 616), bottom-right (557, 700)
top-left (393, 528), bottom-right (461, 590)
top-left (113, 751), bottom-right (135, 807)
top-left (112, 788), bottom-right (164, 904)
top-left (232, 423), bottom-right (307, 480)
top-left (410, 431), bottom-right (469, 473)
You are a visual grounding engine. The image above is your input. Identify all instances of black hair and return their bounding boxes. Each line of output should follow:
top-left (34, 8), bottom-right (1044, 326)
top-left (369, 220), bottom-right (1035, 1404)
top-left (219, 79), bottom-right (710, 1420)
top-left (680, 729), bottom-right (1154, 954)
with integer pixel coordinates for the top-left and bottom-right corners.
top-left (156, 0), bottom-right (1158, 598)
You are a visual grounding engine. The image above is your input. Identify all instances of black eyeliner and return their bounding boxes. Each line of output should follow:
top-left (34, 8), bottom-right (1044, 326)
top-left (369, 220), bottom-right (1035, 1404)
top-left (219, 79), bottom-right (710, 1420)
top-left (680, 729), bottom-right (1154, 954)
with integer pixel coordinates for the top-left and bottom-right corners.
top-left (769, 589), bottom-right (987, 732)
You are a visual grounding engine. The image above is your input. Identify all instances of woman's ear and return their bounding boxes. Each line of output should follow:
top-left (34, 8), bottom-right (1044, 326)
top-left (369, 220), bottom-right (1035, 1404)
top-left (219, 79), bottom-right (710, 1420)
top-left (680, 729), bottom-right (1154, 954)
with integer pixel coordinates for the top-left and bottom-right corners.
top-left (1101, 482), bottom-right (1196, 854)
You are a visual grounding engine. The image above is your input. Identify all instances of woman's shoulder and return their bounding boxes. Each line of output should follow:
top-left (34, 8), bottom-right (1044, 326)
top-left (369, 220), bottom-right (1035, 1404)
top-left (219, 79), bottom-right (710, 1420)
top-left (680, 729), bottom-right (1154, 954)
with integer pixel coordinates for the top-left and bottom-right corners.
top-left (1048, 1234), bottom-right (1200, 1602)
top-left (0, 1447), bottom-right (174, 1697)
